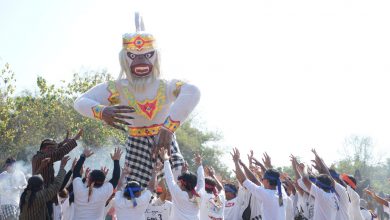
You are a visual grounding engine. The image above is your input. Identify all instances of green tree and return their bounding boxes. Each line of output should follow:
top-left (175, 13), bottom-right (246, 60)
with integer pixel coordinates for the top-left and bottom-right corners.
top-left (0, 64), bottom-right (230, 178)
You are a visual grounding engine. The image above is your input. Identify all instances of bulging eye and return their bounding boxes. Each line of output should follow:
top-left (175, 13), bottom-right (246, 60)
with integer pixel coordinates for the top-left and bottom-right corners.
top-left (127, 52), bottom-right (136, 60)
top-left (145, 51), bottom-right (155, 58)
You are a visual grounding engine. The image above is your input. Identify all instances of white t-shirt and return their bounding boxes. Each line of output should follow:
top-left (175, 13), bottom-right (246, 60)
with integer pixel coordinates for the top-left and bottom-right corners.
top-left (334, 182), bottom-right (350, 220)
top-left (199, 189), bottom-right (226, 220)
top-left (285, 194), bottom-right (294, 220)
top-left (0, 170), bottom-right (27, 206)
top-left (383, 201), bottom-right (389, 215)
top-left (360, 208), bottom-right (373, 220)
top-left (346, 185), bottom-right (364, 220)
top-left (243, 179), bottom-right (287, 220)
top-left (297, 193), bottom-right (314, 220)
top-left (163, 160), bottom-right (204, 220)
top-left (145, 198), bottom-right (173, 220)
top-left (72, 177), bottom-right (114, 220)
top-left (304, 180), bottom-right (339, 220)
top-left (60, 197), bottom-right (74, 220)
top-left (114, 189), bottom-right (152, 220)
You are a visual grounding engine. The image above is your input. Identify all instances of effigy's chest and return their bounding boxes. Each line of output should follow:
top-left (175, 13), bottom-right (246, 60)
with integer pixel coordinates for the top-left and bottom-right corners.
top-left (107, 80), bottom-right (169, 121)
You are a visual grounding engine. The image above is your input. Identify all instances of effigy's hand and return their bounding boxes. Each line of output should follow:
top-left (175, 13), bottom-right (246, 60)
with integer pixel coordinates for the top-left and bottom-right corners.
top-left (102, 105), bottom-right (135, 131)
top-left (153, 128), bottom-right (173, 157)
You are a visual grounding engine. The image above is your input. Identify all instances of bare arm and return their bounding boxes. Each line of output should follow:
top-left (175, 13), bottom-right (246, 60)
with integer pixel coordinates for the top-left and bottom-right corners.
top-left (231, 148), bottom-right (247, 185)
top-left (239, 160), bottom-right (261, 186)
top-left (365, 189), bottom-right (389, 207)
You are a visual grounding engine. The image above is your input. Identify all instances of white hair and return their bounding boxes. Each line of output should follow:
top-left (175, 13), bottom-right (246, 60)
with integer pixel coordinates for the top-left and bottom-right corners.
top-left (118, 48), bottom-right (161, 92)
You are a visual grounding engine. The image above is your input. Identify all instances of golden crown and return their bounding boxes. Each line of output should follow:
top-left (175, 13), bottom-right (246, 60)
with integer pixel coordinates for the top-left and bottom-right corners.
top-left (122, 33), bottom-right (156, 52)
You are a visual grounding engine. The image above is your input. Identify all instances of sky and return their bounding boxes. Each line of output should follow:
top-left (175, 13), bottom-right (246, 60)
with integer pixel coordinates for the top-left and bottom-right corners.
top-left (1, 0), bottom-right (390, 169)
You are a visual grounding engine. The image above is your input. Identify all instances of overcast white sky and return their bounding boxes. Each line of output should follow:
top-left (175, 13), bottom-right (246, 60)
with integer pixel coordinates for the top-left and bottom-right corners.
top-left (1, 0), bottom-right (390, 168)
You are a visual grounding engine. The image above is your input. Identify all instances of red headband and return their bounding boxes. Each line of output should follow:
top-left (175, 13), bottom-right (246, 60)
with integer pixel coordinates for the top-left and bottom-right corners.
top-left (341, 174), bottom-right (357, 190)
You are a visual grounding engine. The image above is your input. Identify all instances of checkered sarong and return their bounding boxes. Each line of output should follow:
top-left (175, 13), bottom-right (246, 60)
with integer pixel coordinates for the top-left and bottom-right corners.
top-left (125, 134), bottom-right (184, 187)
top-left (0, 204), bottom-right (19, 220)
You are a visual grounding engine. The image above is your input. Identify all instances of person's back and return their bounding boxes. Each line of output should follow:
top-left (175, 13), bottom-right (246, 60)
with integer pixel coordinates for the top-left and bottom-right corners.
top-left (72, 177), bottom-right (113, 220)
top-left (19, 157), bottom-right (68, 220)
top-left (114, 189), bottom-right (152, 219)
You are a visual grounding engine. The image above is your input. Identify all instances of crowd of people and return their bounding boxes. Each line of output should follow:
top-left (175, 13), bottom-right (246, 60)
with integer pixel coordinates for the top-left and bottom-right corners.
top-left (0, 130), bottom-right (389, 220)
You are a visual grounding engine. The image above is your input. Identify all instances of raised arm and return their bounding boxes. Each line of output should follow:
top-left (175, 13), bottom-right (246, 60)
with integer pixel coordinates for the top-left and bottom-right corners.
top-left (36, 129), bottom-right (82, 163)
top-left (194, 153), bottom-right (205, 191)
top-left (206, 166), bottom-right (223, 191)
top-left (147, 162), bottom-right (161, 192)
top-left (108, 147), bottom-right (122, 188)
top-left (292, 155), bottom-right (312, 191)
top-left (239, 159), bottom-right (261, 186)
top-left (73, 148), bottom-right (94, 179)
top-left (160, 149), bottom-right (182, 196)
top-left (39, 156), bottom-right (70, 202)
top-left (231, 148), bottom-right (247, 185)
top-left (365, 189), bottom-right (389, 207)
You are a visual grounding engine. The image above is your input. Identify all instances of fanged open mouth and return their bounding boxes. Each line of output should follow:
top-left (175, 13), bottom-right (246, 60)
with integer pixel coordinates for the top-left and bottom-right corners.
top-left (131, 65), bottom-right (152, 76)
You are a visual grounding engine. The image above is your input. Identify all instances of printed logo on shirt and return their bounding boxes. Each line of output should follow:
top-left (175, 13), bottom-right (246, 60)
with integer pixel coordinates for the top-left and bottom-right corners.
top-left (225, 202), bottom-right (235, 207)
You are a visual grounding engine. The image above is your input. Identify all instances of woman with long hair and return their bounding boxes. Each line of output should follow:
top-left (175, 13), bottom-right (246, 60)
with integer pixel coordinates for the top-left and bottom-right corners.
top-left (19, 156), bottom-right (70, 220)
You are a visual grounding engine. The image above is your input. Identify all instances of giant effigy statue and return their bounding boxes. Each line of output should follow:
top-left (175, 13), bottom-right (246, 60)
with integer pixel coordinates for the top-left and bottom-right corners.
top-left (74, 13), bottom-right (200, 186)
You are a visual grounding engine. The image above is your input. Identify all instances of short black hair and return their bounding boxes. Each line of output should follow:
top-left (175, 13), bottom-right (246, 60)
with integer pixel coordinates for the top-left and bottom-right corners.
top-left (5, 157), bottom-right (16, 166)
top-left (89, 170), bottom-right (106, 187)
top-left (178, 172), bottom-right (197, 192)
top-left (205, 177), bottom-right (217, 194)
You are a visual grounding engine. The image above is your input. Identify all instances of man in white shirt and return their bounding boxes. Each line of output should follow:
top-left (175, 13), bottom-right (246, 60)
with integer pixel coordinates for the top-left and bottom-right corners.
top-left (291, 153), bottom-right (339, 220)
top-left (340, 174), bottom-right (364, 220)
top-left (0, 157), bottom-right (27, 220)
top-left (199, 169), bottom-right (226, 220)
top-left (145, 185), bottom-right (173, 220)
top-left (232, 148), bottom-right (287, 220)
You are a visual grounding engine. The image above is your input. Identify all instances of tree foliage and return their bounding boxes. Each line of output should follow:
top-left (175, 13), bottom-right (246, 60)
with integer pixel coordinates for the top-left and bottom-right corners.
top-left (0, 64), bottom-right (230, 178)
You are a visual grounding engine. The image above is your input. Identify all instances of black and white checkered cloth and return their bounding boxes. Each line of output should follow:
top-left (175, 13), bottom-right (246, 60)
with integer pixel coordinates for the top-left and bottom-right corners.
top-left (125, 134), bottom-right (184, 187)
top-left (0, 204), bottom-right (19, 220)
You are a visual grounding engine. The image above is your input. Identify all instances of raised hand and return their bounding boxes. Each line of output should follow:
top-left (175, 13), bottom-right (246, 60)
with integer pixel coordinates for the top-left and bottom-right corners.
top-left (248, 150), bottom-right (254, 165)
top-left (181, 161), bottom-right (189, 173)
top-left (206, 166), bottom-right (216, 177)
top-left (154, 161), bottom-right (163, 173)
top-left (121, 166), bottom-right (131, 177)
top-left (101, 166), bottom-right (109, 176)
top-left (230, 148), bottom-right (240, 163)
top-left (38, 158), bottom-right (51, 173)
top-left (102, 105), bottom-right (135, 131)
top-left (84, 167), bottom-right (90, 178)
top-left (159, 148), bottom-right (170, 161)
top-left (262, 152), bottom-right (273, 169)
top-left (72, 128), bottom-right (83, 141)
top-left (71, 158), bottom-right (78, 170)
top-left (194, 153), bottom-right (202, 166)
top-left (60, 156), bottom-right (71, 168)
top-left (153, 128), bottom-right (173, 157)
top-left (83, 148), bottom-right (94, 158)
top-left (110, 147), bottom-right (123, 161)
